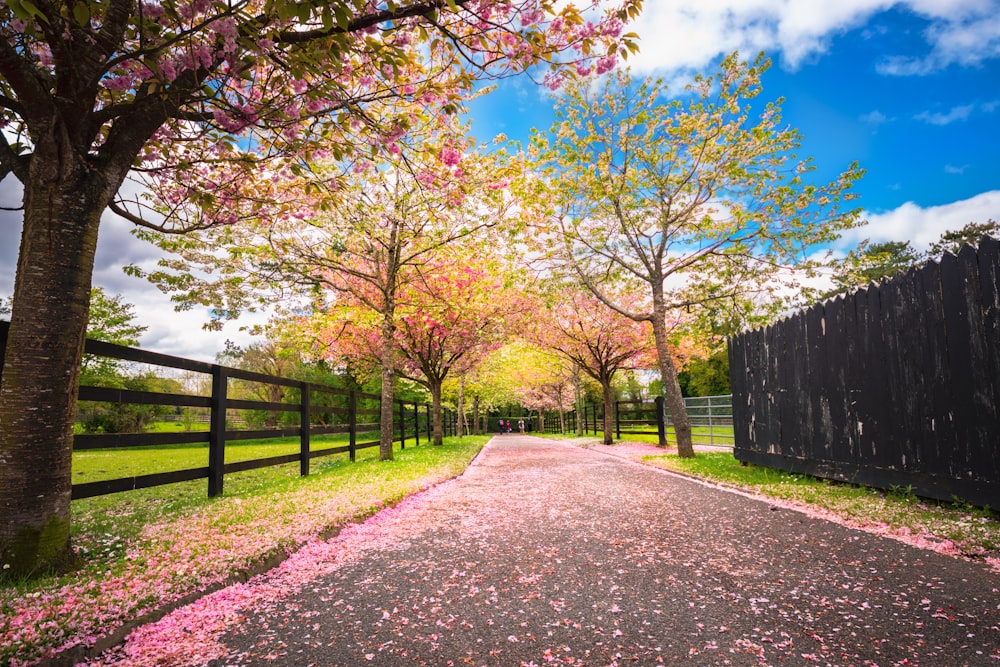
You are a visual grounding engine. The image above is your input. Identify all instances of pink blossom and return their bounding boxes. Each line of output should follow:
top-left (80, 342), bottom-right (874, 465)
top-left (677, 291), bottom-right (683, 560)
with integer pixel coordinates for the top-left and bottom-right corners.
top-left (104, 76), bottom-right (133, 92)
top-left (595, 55), bottom-right (617, 75)
top-left (440, 147), bottom-right (462, 167)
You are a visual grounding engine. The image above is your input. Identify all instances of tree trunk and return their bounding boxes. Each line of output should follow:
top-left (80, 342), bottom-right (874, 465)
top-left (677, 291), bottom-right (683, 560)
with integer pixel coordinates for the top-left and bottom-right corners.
top-left (558, 410), bottom-right (565, 434)
top-left (430, 381), bottom-right (444, 446)
top-left (456, 374), bottom-right (465, 438)
top-left (378, 312), bottom-right (396, 461)
top-left (574, 366), bottom-right (584, 437)
top-left (601, 378), bottom-right (614, 445)
top-left (0, 174), bottom-right (106, 576)
top-left (472, 395), bottom-right (480, 435)
top-left (650, 302), bottom-right (694, 457)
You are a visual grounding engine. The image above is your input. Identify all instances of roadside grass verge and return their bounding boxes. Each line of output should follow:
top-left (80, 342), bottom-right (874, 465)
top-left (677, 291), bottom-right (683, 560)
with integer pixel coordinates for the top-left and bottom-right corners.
top-left (615, 428), bottom-right (735, 447)
top-left (642, 450), bottom-right (1000, 560)
top-left (2, 436), bottom-right (487, 666)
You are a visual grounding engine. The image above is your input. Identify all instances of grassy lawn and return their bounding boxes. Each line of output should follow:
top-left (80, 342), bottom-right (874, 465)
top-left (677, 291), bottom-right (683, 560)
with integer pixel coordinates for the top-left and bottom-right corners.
top-left (3, 435), bottom-right (488, 666)
top-left (72, 433), bottom-right (366, 483)
top-left (616, 426), bottom-right (735, 447)
top-left (642, 450), bottom-right (1000, 558)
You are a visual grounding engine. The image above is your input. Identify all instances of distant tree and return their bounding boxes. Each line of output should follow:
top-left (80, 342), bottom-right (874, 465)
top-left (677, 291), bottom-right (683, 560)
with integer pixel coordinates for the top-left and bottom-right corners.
top-left (79, 288), bottom-right (148, 386)
top-left (684, 350), bottom-right (731, 397)
top-left (825, 240), bottom-right (922, 298)
top-left (529, 54), bottom-right (863, 458)
top-left (530, 288), bottom-right (651, 444)
top-left (926, 219), bottom-right (1000, 257)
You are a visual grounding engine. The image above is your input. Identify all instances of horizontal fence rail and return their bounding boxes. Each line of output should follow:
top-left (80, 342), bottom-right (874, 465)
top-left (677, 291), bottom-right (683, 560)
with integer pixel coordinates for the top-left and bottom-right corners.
top-left (0, 320), bottom-right (457, 500)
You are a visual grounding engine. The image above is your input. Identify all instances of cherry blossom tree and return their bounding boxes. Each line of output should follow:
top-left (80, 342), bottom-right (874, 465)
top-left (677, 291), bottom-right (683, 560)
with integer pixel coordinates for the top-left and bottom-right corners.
top-left (393, 259), bottom-right (518, 445)
top-left (314, 254), bottom-right (517, 446)
top-left (528, 54), bottom-right (863, 458)
top-left (147, 124), bottom-right (519, 460)
top-left (0, 0), bottom-right (642, 576)
top-left (531, 287), bottom-right (652, 444)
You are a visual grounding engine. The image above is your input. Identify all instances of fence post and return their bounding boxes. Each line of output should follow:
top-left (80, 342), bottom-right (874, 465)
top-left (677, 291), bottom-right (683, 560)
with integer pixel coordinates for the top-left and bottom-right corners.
top-left (615, 401), bottom-right (621, 441)
top-left (300, 382), bottom-right (311, 477)
top-left (425, 404), bottom-right (432, 442)
top-left (707, 395), bottom-right (715, 446)
top-left (398, 400), bottom-right (406, 449)
top-left (655, 396), bottom-right (667, 448)
top-left (413, 403), bottom-right (420, 446)
top-left (208, 365), bottom-right (228, 497)
top-left (348, 389), bottom-right (357, 463)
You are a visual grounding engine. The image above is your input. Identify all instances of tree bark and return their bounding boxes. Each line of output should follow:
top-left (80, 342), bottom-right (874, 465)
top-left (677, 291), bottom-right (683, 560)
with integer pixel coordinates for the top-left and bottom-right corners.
top-left (456, 374), bottom-right (465, 438)
top-left (574, 366), bottom-right (584, 437)
top-left (0, 170), bottom-right (107, 576)
top-left (650, 299), bottom-right (694, 457)
top-left (601, 378), bottom-right (614, 445)
top-left (430, 380), bottom-right (444, 446)
top-left (472, 395), bottom-right (480, 435)
top-left (378, 310), bottom-right (396, 461)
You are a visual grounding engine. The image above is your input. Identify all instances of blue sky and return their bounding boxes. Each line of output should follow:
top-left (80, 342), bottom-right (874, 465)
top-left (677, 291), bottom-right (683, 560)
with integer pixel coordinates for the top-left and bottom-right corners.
top-left (467, 0), bottom-right (1000, 252)
top-left (2, 0), bottom-right (999, 360)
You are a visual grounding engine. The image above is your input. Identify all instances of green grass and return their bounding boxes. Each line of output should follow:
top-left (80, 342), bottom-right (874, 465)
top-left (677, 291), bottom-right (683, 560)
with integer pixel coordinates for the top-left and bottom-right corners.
top-left (3, 436), bottom-right (488, 665)
top-left (642, 451), bottom-right (1000, 557)
top-left (69, 435), bottom-right (484, 565)
top-left (616, 426), bottom-right (735, 447)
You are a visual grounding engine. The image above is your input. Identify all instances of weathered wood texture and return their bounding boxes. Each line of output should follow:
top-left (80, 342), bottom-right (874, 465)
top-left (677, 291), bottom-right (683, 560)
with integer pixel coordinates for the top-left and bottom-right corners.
top-left (728, 236), bottom-right (1000, 508)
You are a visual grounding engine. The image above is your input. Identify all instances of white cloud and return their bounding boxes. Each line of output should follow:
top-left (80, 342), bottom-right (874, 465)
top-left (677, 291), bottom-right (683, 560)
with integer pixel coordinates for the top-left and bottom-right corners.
top-left (627, 0), bottom-right (999, 77)
top-left (0, 177), bottom-right (261, 363)
top-left (859, 109), bottom-right (889, 125)
top-left (914, 103), bottom-right (975, 125)
top-left (882, 7), bottom-right (1000, 74)
top-left (944, 164), bottom-right (968, 174)
top-left (838, 190), bottom-right (1000, 250)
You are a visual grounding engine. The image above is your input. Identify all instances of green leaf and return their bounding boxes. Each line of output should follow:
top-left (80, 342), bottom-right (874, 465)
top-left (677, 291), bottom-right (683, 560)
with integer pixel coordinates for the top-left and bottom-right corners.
top-left (72, 2), bottom-right (90, 26)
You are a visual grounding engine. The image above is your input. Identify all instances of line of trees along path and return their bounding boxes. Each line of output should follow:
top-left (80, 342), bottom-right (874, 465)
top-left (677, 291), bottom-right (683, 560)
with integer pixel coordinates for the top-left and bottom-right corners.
top-left (0, 0), bottom-right (641, 577)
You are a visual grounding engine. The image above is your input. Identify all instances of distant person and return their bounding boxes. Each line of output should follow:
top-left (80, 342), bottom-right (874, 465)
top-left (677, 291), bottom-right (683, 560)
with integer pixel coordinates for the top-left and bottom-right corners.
top-left (518, 419), bottom-right (525, 434)
top-left (498, 419), bottom-right (505, 433)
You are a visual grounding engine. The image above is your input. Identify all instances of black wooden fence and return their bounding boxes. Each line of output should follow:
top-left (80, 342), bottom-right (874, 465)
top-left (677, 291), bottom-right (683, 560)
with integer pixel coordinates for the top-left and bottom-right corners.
top-left (0, 320), bottom-right (457, 500)
top-left (728, 237), bottom-right (1000, 508)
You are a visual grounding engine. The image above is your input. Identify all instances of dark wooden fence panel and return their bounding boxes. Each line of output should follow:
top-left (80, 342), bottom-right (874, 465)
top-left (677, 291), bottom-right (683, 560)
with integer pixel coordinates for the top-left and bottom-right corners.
top-left (729, 236), bottom-right (1000, 508)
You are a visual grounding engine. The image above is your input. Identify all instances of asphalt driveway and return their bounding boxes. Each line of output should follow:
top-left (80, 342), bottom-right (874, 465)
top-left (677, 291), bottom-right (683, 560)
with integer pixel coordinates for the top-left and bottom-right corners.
top-left (92, 435), bottom-right (1000, 666)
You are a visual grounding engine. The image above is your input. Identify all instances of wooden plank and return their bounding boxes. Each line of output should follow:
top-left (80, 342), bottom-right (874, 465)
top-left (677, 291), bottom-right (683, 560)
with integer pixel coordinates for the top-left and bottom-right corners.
top-left (758, 324), bottom-right (777, 455)
top-left (956, 244), bottom-right (997, 484)
top-left (897, 268), bottom-right (926, 473)
top-left (726, 335), bottom-right (748, 450)
top-left (976, 236), bottom-right (1000, 483)
top-left (84, 338), bottom-right (213, 374)
top-left (71, 467), bottom-right (209, 499)
top-left (805, 305), bottom-right (829, 462)
top-left (917, 261), bottom-right (950, 475)
top-left (857, 285), bottom-right (887, 469)
top-left (940, 251), bottom-right (977, 478)
top-left (223, 453), bottom-right (301, 474)
top-left (880, 274), bottom-right (915, 472)
top-left (824, 296), bottom-right (852, 463)
top-left (841, 293), bottom-right (862, 461)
